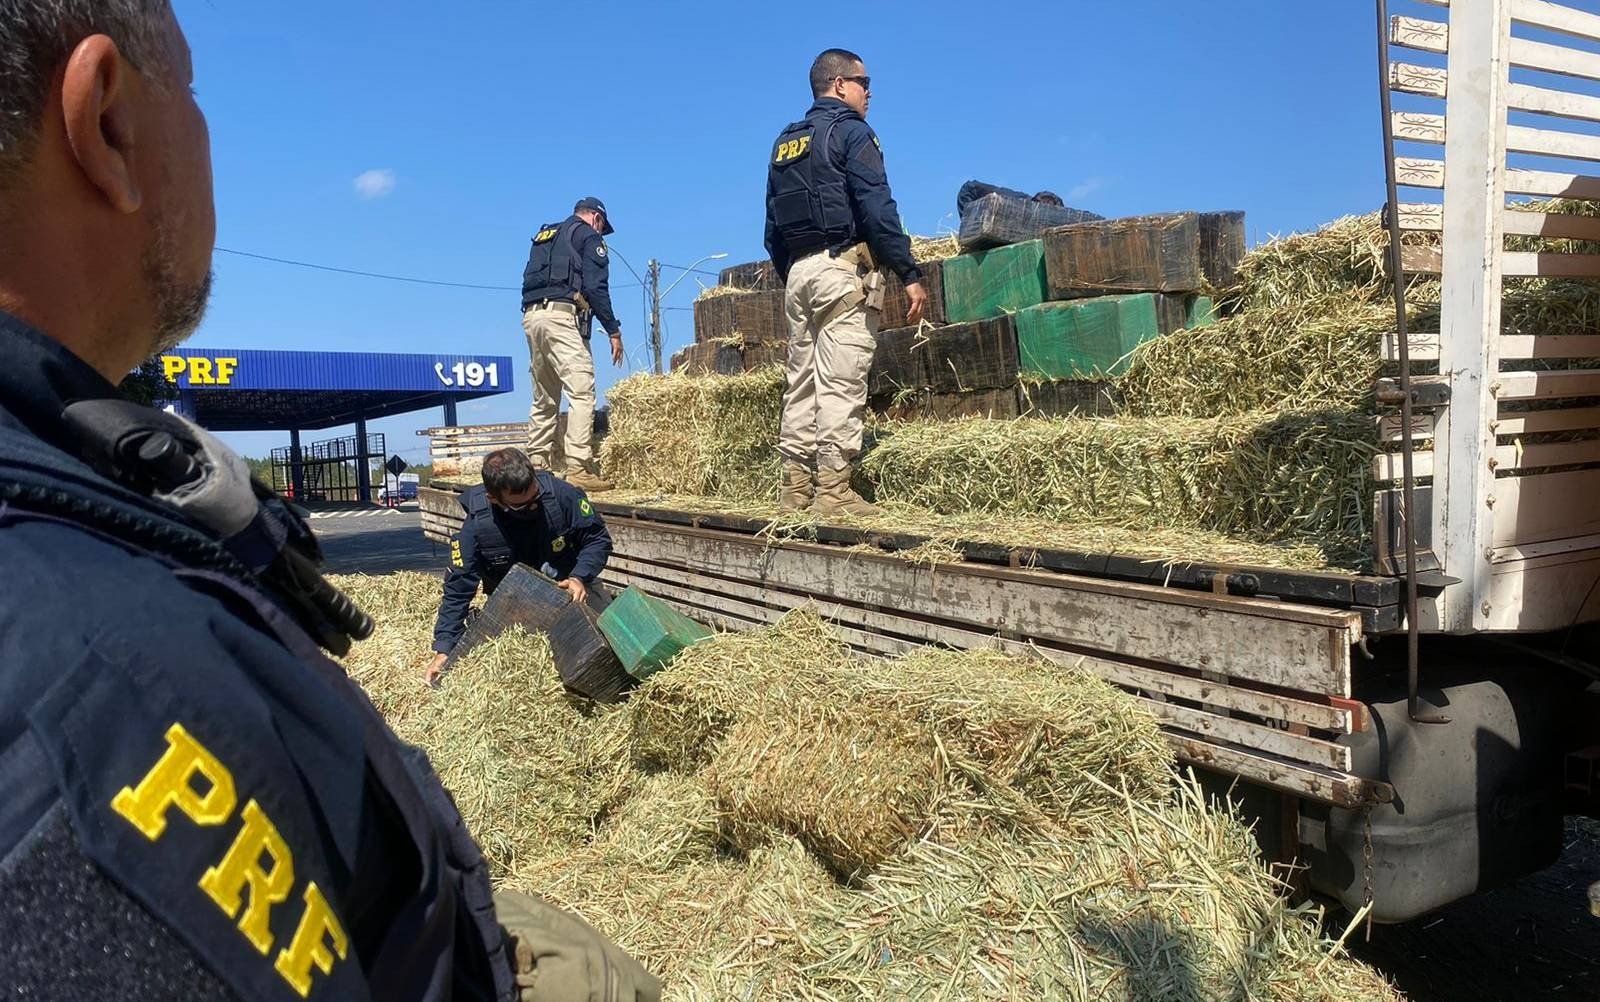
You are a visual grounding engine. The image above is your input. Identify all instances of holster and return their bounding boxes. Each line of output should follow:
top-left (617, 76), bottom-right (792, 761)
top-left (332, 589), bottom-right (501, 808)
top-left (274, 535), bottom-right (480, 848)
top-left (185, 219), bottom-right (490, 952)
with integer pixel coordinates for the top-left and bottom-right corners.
top-left (825, 242), bottom-right (885, 323)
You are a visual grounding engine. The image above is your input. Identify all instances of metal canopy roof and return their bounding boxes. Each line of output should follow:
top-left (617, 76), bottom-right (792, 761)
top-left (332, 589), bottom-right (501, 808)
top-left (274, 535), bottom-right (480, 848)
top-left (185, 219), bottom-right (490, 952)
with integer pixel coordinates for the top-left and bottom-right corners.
top-left (159, 347), bottom-right (516, 431)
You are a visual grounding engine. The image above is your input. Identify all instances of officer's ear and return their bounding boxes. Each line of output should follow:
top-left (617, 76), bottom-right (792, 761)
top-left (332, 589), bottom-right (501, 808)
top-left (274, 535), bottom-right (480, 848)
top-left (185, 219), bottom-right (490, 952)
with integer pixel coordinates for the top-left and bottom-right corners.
top-left (59, 34), bottom-right (143, 215)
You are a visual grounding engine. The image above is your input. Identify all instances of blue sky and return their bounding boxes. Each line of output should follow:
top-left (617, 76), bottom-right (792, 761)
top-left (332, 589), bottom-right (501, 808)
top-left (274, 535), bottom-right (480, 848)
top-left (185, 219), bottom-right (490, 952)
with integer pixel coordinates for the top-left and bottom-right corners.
top-left (177, 0), bottom-right (1384, 463)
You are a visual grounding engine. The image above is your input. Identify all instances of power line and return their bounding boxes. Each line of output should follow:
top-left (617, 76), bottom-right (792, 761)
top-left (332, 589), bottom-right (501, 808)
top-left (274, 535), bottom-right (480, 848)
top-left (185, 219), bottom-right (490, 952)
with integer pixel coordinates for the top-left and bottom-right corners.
top-left (660, 262), bottom-right (723, 278)
top-left (215, 246), bottom-right (640, 292)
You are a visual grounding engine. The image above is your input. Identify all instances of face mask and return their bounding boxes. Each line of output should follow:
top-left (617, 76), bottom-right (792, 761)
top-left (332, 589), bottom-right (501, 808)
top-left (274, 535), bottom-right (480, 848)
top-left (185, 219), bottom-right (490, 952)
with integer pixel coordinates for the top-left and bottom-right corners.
top-left (503, 506), bottom-right (542, 521)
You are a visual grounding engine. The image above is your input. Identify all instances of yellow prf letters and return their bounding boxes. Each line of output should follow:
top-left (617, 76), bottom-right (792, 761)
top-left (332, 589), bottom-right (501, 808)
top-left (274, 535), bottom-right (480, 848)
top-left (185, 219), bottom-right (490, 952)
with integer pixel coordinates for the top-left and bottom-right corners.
top-left (113, 723), bottom-right (348, 996)
top-left (159, 355), bottom-right (239, 386)
top-left (773, 134), bottom-right (811, 164)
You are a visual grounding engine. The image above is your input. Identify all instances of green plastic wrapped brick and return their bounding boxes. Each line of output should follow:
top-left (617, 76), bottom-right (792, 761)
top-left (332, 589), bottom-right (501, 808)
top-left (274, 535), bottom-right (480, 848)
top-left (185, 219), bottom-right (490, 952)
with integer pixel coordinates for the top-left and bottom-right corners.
top-left (941, 240), bottom-right (1049, 323)
top-left (1014, 294), bottom-right (1163, 379)
top-left (597, 586), bottom-right (714, 681)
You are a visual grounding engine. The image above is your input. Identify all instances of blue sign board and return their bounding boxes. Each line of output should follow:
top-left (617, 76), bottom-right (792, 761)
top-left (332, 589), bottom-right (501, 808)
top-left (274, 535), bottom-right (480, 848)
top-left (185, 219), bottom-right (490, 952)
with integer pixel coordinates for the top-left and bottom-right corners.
top-left (159, 348), bottom-right (517, 395)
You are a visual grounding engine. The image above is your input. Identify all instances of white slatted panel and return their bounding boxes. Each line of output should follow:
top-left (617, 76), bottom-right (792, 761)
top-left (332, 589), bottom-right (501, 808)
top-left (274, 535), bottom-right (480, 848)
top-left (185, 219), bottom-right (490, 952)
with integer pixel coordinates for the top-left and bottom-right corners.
top-left (1394, 0), bottom-right (1600, 579)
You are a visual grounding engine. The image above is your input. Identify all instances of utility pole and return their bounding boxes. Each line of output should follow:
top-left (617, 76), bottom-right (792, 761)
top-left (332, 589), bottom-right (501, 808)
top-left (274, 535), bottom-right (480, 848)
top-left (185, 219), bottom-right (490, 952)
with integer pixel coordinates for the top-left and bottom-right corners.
top-left (647, 259), bottom-right (664, 375)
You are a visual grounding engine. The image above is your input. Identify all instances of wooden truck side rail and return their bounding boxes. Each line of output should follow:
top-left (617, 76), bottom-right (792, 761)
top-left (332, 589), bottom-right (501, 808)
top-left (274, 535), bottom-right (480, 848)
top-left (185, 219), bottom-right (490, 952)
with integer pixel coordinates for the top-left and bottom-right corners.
top-left (421, 480), bottom-right (1392, 809)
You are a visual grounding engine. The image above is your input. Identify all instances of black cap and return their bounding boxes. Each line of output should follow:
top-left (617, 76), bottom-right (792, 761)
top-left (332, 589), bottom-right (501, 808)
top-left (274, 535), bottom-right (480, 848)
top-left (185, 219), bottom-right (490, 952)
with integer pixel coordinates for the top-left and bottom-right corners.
top-left (574, 196), bottom-right (615, 235)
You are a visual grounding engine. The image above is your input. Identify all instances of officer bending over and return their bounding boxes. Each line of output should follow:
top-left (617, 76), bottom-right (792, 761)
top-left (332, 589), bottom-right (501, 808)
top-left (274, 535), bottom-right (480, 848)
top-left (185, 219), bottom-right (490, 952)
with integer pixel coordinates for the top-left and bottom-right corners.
top-left (0, 4), bottom-right (655, 999)
top-left (521, 197), bottom-right (624, 493)
top-left (426, 447), bottom-right (613, 684)
top-left (765, 48), bottom-right (926, 518)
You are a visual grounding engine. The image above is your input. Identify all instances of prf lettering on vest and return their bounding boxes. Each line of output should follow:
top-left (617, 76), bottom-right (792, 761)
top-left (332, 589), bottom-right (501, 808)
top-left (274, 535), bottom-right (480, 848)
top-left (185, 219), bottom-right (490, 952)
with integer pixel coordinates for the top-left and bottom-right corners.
top-left (773, 135), bottom-right (811, 164)
top-left (111, 723), bottom-right (349, 997)
top-left (161, 355), bottom-right (240, 386)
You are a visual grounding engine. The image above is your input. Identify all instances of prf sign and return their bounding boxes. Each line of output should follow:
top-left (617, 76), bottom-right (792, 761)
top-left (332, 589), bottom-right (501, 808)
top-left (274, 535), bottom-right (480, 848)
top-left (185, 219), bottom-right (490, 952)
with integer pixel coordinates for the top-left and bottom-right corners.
top-left (162, 355), bottom-right (239, 386)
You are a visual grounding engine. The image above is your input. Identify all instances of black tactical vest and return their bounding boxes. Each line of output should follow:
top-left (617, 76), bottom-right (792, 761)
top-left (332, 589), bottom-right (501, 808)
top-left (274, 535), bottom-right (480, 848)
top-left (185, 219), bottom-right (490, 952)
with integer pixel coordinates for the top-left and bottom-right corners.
top-left (767, 103), bottom-right (857, 256)
top-left (463, 490), bottom-right (515, 590)
top-left (521, 217), bottom-right (585, 309)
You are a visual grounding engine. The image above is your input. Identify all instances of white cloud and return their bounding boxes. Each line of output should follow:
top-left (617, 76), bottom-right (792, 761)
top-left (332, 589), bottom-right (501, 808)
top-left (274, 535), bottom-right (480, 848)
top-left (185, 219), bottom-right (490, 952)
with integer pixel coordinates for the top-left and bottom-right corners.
top-left (1067, 177), bottom-right (1105, 202)
top-left (354, 169), bottom-right (397, 200)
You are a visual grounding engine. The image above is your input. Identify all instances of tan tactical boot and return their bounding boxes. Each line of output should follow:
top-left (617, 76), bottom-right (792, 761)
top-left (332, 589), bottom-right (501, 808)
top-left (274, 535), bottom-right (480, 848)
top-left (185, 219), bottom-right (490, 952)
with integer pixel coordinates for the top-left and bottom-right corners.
top-left (565, 467), bottom-right (614, 493)
top-left (812, 466), bottom-right (881, 519)
top-left (778, 460), bottom-right (814, 511)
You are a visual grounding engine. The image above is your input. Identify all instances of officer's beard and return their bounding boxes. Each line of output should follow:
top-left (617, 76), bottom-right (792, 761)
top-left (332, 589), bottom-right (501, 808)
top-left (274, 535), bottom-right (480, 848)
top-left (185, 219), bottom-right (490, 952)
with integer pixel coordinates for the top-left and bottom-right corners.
top-left (143, 220), bottom-right (214, 356)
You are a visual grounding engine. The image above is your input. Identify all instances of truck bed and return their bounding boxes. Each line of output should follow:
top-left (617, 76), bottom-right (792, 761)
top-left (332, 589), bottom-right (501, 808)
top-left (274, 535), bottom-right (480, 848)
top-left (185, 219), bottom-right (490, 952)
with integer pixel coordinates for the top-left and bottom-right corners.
top-left (421, 485), bottom-right (1395, 809)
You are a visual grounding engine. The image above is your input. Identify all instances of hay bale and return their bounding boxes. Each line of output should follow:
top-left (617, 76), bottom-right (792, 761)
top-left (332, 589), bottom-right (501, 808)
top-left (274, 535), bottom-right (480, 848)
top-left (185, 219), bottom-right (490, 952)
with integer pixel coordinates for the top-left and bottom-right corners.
top-left (707, 705), bottom-right (945, 877)
top-left (1118, 296), bottom-right (1392, 418)
top-left (856, 648), bottom-right (1172, 826)
top-left (601, 369), bottom-right (783, 500)
top-left (860, 411), bottom-right (1375, 565)
top-left (594, 772), bottom-right (722, 869)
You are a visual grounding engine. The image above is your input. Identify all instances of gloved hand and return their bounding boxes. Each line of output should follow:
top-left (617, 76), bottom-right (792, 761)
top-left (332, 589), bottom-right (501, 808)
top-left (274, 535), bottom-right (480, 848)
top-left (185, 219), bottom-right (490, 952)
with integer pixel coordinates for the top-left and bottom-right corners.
top-left (495, 890), bottom-right (661, 1002)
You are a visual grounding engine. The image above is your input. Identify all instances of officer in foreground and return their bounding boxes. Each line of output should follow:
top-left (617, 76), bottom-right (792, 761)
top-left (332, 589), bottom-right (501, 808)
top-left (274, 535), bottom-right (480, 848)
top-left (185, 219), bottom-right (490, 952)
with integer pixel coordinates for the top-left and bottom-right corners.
top-left (426, 447), bottom-right (613, 685)
top-left (764, 47), bottom-right (926, 518)
top-left (0, 3), bottom-right (656, 999)
top-left (521, 197), bottom-right (625, 493)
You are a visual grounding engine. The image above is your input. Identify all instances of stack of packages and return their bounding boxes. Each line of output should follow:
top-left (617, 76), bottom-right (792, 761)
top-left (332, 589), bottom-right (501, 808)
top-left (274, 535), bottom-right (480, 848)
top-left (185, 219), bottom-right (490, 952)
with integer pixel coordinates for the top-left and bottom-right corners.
top-left (613, 200), bottom-right (1396, 572)
top-left (674, 241), bottom-right (961, 375)
top-left (672, 261), bottom-right (787, 375)
top-left (872, 207), bottom-right (1243, 420)
top-left (445, 564), bottom-right (709, 703)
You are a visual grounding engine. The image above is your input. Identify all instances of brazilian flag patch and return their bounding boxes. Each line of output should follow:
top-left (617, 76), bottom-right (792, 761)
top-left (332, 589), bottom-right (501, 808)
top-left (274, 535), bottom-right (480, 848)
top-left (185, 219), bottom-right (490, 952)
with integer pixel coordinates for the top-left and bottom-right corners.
top-left (579, 499), bottom-right (593, 517)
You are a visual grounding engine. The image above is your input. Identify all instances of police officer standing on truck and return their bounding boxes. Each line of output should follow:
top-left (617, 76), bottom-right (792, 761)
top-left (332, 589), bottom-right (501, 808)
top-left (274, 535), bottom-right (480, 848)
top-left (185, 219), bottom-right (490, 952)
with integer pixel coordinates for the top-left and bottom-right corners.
top-left (425, 448), bottom-right (613, 686)
top-left (765, 48), bottom-right (926, 517)
top-left (521, 197), bottom-right (625, 494)
top-left (0, 4), bottom-right (656, 999)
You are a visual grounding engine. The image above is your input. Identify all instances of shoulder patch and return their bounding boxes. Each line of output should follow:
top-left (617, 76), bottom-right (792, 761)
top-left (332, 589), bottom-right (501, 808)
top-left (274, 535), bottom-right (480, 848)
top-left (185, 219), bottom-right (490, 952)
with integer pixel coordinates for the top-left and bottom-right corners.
top-left (873, 135), bottom-right (882, 151)
top-left (578, 498), bottom-right (593, 517)
top-left (450, 539), bottom-right (463, 568)
top-left (594, 244), bottom-right (607, 259)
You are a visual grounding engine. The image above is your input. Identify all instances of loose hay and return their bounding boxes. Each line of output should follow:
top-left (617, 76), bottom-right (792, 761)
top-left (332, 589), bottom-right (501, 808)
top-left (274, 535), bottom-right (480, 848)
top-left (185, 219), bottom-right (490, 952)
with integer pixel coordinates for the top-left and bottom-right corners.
top-left (334, 581), bottom-right (1400, 1002)
top-left (911, 233), bottom-right (961, 262)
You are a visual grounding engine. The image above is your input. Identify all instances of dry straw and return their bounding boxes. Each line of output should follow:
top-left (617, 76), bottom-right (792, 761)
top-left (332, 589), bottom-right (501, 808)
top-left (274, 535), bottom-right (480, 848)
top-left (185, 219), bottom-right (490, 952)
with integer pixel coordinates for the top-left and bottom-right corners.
top-left (333, 576), bottom-right (1399, 1002)
top-left (860, 411), bottom-right (1376, 567)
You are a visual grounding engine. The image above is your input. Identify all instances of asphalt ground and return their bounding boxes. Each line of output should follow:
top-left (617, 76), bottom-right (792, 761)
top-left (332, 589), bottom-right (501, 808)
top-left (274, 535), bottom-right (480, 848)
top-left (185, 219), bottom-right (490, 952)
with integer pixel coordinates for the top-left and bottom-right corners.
top-left (311, 505), bottom-right (445, 577)
top-left (311, 508), bottom-right (1600, 999)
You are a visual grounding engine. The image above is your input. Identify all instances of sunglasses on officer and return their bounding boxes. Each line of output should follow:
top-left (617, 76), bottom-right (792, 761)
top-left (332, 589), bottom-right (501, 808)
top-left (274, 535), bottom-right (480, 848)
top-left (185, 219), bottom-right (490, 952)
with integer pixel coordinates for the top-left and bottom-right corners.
top-left (836, 74), bottom-right (870, 91)
top-left (491, 486), bottom-right (541, 512)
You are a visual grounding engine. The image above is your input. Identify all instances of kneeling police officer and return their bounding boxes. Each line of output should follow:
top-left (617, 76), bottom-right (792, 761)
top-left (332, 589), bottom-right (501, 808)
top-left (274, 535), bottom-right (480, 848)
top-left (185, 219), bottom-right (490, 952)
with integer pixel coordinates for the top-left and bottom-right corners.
top-left (426, 447), bottom-right (613, 684)
top-left (0, 5), bottom-right (655, 1000)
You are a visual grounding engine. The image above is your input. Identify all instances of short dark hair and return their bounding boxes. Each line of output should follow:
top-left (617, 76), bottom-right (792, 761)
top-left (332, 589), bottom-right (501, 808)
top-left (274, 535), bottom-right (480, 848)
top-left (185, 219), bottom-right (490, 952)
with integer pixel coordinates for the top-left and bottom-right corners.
top-left (0, 1), bottom-right (175, 182)
top-left (481, 447), bottom-right (538, 497)
top-left (1033, 191), bottom-right (1064, 206)
top-left (810, 48), bottom-right (864, 98)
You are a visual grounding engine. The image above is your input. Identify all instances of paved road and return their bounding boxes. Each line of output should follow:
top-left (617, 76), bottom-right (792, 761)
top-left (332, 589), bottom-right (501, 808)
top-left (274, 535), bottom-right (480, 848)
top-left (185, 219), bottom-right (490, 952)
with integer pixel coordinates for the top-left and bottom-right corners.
top-left (313, 506), bottom-right (445, 576)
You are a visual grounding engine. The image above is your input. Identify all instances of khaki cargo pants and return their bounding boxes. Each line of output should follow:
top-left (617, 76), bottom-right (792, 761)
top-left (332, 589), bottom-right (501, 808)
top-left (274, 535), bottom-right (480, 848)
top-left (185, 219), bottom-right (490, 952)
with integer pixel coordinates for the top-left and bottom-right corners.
top-left (778, 250), bottom-right (881, 471)
top-left (523, 303), bottom-right (597, 473)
